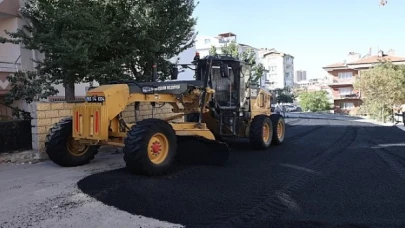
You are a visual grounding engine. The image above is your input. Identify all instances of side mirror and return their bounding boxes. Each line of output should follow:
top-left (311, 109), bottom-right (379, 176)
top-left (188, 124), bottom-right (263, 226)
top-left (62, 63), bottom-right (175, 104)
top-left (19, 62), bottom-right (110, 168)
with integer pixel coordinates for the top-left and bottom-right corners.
top-left (220, 64), bottom-right (229, 78)
top-left (171, 67), bottom-right (179, 80)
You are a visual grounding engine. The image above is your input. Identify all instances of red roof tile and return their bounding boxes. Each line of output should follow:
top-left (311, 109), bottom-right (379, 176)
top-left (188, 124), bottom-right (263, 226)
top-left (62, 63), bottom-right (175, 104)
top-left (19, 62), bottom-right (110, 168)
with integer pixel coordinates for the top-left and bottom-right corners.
top-left (348, 55), bottom-right (405, 65)
top-left (323, 62), bottom-right (346, 68)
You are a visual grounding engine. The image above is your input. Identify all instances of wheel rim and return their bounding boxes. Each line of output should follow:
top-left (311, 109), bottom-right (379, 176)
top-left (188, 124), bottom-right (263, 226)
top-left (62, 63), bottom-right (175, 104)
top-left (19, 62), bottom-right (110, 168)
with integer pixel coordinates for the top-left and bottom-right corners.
top-left (67, 136), bottom-right (89, 156)
top-left (147, 133), bottom-right (169, 164)
top-left (277, 121), bottom-right (284, 139)
top-left (262, 123), bottom-right (270, 142)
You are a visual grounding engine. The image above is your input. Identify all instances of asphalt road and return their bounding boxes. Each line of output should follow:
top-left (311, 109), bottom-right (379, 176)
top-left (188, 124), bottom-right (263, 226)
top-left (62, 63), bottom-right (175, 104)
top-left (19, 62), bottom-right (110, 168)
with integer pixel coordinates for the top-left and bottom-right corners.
top-left (1, 116), bottom-right (405, 228)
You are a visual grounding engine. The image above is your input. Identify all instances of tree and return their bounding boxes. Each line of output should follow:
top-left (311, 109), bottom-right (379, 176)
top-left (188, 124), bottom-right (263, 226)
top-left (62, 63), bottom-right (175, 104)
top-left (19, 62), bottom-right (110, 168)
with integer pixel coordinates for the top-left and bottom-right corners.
top-left (298, 90), bottom-right (332, 112)
top-left (0, 0), bottom-right (198, 102)
top-left (209, 45), bottom-right (217, 55)
top-left (274, 88), bottom-right (294, 103)
top-left (4, 71), bottom-right (58, 105)
top-left (220, 40), bottom-right (265, 85)
top-left (354, 61), bottom-right (405, 122)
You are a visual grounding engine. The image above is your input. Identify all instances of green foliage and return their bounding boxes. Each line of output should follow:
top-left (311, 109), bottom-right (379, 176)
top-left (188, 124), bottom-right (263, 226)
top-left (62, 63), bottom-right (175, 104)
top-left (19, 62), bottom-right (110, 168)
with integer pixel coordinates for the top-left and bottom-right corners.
top-left (277, 93), bottom-right (294, 103)
top-left (209, 45), bottom-right (217, 55)
top-left (354, 60), bottom-right (405, 122)
top-left (0, 0), bottom-right (198, 101)
top-left (273, 88), bottom-right (294, 103)
top-left (4, 71), bottom-right (58, 105)
top-left (220, 40), bottom-right (265, 85)
top-left (298, 90), bottom-right (332, 112)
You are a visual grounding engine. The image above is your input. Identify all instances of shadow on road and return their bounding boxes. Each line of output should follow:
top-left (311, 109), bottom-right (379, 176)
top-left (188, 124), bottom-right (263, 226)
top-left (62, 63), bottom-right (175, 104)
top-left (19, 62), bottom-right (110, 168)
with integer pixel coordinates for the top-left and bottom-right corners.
top-left (77, 118), bottom-right (405, 228)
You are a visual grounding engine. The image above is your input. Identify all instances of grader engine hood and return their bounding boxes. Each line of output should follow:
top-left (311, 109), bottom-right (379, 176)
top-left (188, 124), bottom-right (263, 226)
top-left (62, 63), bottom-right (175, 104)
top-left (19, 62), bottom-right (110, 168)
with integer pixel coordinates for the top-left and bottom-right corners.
top-left (72, 84), bottom-right (130, 141)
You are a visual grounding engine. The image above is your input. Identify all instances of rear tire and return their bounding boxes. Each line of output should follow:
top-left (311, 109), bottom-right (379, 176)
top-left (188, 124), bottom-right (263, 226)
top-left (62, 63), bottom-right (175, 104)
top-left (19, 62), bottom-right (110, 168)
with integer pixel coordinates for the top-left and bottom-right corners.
top-left (249, 114), bottom-right (273, 150)
top-left (123, 118), bottom-right (178, 176)
top-left (270, 114), bottom-right (285, 145)
top-left (45, 117), bottom-right (99, 167)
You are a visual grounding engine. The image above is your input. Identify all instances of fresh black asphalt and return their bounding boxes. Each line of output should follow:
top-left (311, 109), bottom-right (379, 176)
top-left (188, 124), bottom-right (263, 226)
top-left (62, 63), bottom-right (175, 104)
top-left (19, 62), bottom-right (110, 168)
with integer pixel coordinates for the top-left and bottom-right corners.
top-left (77, 118), bottom-right (405, 228)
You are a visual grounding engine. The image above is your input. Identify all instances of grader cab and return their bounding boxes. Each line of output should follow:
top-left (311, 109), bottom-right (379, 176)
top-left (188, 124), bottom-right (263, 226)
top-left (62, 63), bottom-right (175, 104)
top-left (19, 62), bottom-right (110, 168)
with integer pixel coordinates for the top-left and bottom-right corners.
top-left (45, 54), bottom-right (286, 176)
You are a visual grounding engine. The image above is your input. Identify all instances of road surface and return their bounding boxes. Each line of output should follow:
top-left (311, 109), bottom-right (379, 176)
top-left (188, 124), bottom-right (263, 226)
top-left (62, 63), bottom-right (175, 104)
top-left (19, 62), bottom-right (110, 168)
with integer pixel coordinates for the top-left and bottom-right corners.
top-left (1, 116), bottom-right (405, 228)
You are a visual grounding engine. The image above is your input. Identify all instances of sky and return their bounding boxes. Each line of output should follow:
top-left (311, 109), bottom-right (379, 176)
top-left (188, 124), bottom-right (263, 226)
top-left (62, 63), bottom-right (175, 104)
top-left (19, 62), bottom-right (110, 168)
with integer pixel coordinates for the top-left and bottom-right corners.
top-left (192, 0), bottom-right (405, 79)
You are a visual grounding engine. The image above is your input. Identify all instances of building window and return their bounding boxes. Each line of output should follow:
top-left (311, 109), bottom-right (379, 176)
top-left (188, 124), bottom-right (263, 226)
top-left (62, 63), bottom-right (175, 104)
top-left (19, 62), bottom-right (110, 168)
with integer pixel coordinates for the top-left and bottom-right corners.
top-left (341, 102), bottom-right (354, 109)
top-left (204, 39), bottom-right (210, 44)
top-left (269, 66), bottom-right (277, 72)
top-left (338, 72), bottom-right (353, 79)
top-left (338, 87), bottom-right (353, 95)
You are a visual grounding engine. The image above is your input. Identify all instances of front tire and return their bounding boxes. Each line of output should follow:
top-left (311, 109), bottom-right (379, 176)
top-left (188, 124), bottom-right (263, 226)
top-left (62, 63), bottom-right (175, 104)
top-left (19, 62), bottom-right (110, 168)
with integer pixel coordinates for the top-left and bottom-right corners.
top-left (249, 114), bottom-right (273, 150)
top-left (123, 118), bottom-right (178, 176)
top-left (45, 117), bottom-right (99, 167)
top-left (271, 114), bottom-right (286, 145)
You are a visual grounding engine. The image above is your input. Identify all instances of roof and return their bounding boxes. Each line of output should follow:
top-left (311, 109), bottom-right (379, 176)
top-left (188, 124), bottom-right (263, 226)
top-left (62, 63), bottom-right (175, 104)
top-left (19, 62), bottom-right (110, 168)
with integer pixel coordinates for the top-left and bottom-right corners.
top-left (262, 51), bottom-right (293, 58)
top-left (348, 55), bottom-right (405, 65)
top-left (323, 54), bottom-right (405, 69)
top-left (323, 62), bottom-right (346, 68)
top-left (217, 32), bottom-right (237, 37)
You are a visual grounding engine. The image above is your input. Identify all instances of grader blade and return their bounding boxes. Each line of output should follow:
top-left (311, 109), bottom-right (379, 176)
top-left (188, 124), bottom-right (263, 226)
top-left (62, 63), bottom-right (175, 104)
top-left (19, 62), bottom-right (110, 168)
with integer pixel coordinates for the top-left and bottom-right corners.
top-left (176, 136), bottom-right (230, 166)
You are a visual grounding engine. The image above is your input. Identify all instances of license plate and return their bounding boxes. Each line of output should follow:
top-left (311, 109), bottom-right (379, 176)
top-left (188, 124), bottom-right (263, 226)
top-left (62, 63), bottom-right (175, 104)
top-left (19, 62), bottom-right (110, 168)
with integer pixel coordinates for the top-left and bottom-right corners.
top-left (85, 95), bottom-right (105, 102)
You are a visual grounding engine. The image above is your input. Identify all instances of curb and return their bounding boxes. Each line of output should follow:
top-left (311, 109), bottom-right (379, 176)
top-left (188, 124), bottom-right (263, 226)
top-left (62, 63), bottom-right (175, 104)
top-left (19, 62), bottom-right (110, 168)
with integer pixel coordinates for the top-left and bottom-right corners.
top-left (0, 150), bottom-right (45, 165)
top-left (396, 124), bottom-right (405, 132)
top-left (284, 113), bottom-right (400, 127)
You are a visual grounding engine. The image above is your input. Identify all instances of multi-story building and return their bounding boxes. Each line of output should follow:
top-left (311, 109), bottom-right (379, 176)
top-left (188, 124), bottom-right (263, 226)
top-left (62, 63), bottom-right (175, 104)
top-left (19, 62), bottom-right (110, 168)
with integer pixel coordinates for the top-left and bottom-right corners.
top-left (195, 32), bottom-right (237, 57)
top-left (259, 49), bottom-right (294, 90)
top-left (195, 34), bottom-right (295, 91)
top-left (295, 70), bottom-right (307, 82)
top-left (323, 50), bottom-right (405, 114)
top-left (195, 32), bottom-right (265, 85)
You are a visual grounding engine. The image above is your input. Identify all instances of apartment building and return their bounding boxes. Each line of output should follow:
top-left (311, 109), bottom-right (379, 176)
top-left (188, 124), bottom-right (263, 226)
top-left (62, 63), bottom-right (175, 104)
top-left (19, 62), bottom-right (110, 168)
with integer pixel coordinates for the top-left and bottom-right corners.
top-left (259, 49), bottom-right (294, 90)
top-left (195, 32), bottom-right (263, 84)
top-left (196, 32), bottom-right (239, 56)
top-left (323, 50), bottom-right (405, 114)
top-left (295, 70), bottom-right (307, 82)
top-left (195, 33), bottom-right (295, 91)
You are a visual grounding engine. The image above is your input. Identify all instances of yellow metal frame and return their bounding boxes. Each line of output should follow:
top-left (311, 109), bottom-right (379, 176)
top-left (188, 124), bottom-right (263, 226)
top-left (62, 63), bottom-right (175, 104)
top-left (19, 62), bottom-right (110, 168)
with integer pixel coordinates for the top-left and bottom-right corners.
top-left (72, 84), bottom-right (217, 147)
top-left (71, 83), bottom-right (274, 146)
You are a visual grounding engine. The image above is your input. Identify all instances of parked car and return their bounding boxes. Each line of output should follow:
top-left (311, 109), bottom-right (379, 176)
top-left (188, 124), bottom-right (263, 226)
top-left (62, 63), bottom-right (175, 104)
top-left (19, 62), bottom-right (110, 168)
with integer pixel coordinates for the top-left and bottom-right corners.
top-left (284, 104), bottom-right (298, 112)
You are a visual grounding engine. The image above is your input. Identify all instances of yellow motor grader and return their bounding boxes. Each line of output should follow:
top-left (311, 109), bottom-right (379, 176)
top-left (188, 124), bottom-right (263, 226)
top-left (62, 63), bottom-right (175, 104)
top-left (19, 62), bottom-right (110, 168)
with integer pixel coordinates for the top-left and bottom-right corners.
top-left (45, 53), bottom-right (286, 176)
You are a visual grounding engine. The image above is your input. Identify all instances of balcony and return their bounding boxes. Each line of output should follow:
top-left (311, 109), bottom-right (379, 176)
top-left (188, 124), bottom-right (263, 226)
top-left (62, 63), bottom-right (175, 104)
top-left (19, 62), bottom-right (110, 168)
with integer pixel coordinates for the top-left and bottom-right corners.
top-left (335, 93), bottom-right (360, 100)
top-left (0, 0), bottom-right (20, 18)
top-left (0, 61), bottom-right (20, 73)
top-left (328, 78), bottom-right (355, 87)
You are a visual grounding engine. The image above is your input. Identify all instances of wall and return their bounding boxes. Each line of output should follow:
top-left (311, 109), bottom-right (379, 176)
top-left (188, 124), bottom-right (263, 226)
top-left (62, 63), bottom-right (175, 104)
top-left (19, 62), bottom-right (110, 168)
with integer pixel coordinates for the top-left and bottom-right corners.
top-left (263, 54), bottom-right (284, 89)
top-left (328, 69), bottom-right (358, 82)
top-left (330, 87), bottom-right (360, 98)
top-left (284, 55), bottom-right (294, 88)
top-left (333, 99), bottom-right (362, 115)
top-left (0, 17), bottom-right (20, 64)
top-left (0, 0), bottom-right (20, 16)
top-left (30, 101), bottom-right (183, 157)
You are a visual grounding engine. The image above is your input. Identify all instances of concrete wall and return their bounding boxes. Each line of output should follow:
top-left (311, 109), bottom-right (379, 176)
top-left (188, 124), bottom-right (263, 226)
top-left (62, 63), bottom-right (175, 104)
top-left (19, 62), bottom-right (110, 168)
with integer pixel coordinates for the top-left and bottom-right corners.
top-left (0, 17), bottom-right (20, 64)
top-left (30, 101), bottom-right (183, 157)
top-left (0, 0), bottom-right (20, 17)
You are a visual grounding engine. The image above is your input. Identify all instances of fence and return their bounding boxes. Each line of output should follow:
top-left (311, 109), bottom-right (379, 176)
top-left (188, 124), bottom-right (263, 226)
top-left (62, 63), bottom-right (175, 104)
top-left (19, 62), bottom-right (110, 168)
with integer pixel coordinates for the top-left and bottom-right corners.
top-left (0, 103), bottom-right (32, 154)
